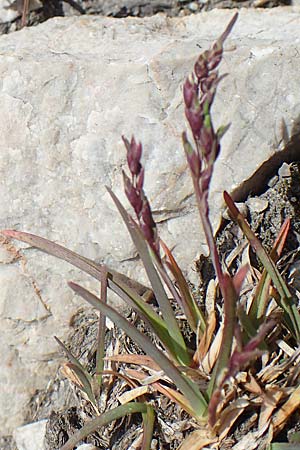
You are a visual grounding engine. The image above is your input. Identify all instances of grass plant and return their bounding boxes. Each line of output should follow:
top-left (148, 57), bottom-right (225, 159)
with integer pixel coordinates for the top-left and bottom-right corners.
top-left (2, 12), bottom-right (300, 450)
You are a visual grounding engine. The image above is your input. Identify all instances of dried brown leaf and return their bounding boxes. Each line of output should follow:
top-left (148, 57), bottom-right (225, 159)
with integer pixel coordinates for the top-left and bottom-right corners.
top-left (177, 428), bottom-right (217, 450)
top-left (258, 389), bottom-right (283, 429)
top-left (242, 373), bottom-right (264, 396)
top-left (194, 311), bottom-right (216, 363)
top-left (104, 354), bottom-right (161, 371)
top-left (201, 322), bottom-right (223, 373)
top-left (217, 398), bottom-right (250, 440)
top-left (118, 385), bottom-right (150, 404)
top-left (272, 385), bottom-right (300, 435)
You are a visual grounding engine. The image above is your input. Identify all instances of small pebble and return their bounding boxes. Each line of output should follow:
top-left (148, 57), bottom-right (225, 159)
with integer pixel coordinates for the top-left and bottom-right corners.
top-left (278, 162), bottom-right (291, 178)
top-left (188, 2), bottom-right (199, 11)
top-left (13, 420), bottom-right (47, 450)
top-left (268, 175), bottom-right (278, 188)
top-left (179, 9), bottom-right (190, 16)
top-left (246, 197), bottom-right (268, 213)
top-left (253, 0), bottom-right (270, 6)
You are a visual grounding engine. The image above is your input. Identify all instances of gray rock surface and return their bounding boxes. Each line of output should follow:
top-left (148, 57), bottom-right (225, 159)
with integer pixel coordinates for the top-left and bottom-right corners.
top-left (13, 418), bottom-right (97, 450)
top-left (13, 420), bottom-right (47, 450)
top-left (0, 6), bottom-right (299, 436)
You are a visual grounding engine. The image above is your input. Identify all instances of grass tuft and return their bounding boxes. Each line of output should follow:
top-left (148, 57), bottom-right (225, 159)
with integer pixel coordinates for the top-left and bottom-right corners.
top-left (2, 11), bottom-right (300, 449)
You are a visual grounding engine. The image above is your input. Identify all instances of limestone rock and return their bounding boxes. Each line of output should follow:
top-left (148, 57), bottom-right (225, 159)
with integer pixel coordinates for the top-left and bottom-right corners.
top-left (0, 7), bottom-right (299, 435)
top-left (13, 420), bottom-right (47, 450)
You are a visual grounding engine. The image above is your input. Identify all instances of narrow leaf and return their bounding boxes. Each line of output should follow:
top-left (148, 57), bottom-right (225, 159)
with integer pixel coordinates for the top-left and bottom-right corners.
top-left (236, 305), bottom-right (268, 351)
top-left (62, 363), bottom-right (98, 410)
top-left (249, 218), bottom-right (290, 321)
top-left (60, 402), bottom-right (149, 450)
top-left (69, 281), bottom-right (208, 418)
top-left (105, 354), bottom-right (160, 371)
top-left (107, 187), bottom-right (190, 365)
top-left (128, 368), bottom-right (203, 418)
top-left (160, 239), bottom-right (206, 333)
top-left (96, 267), bottom-right (107, 386)
top-left (55, 337), bottom-right (98, 409)
top-left (207, 273), bottom-right (237, 397)
top-left (110, 273), bottom-right (179, 358)
top-left (0, 229), bottom-right (153, 300)
top-left (141, 405), bottom-right (155, 450)
top-left (1, 230), bottom-right (177, 353)
top-left (232, 264), bottom-right (249, 295)
top-left (224, 192), bottom-right (300, 340)
top-left (54, 336), bottom-right (87, 375)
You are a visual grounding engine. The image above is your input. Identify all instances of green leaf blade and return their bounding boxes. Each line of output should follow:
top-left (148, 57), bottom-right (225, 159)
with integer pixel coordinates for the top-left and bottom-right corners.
top-left (107, 187), bottom-right (191, 366)
top-left (69, 281), bottom-right (208, 418)
top-left (60, 402), bottom-right (149, 450)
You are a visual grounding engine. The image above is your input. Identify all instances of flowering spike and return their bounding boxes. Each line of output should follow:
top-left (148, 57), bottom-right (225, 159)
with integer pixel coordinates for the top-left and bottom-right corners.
top-left (217, 123), bottom-right (231, 140)
top-left (141, 199), bottom-right (156, 229)
top-left (130, 136), bottom-right (142, 164)
top-left (140, 222), bottom-right (154, 245)
top-left (183, 16), bottom-right (235, 185)
top-left (136, 167), bottom-right (144, 191)
top-left (185, 108), bottom-right (203, 138)
top-left (207, 43), bottom-right (223, 71)
top-left (218, 12), bottom-right (238, 45)
top-left (200, 167), bottom-right (212, 193)
top-left (122, 135), bottom-right (130, 152)
top-left (122, 171), bottom-right (143, 217)
top-left (182, 132), bottom-right (201, 180)
top-left (199, 127), bottom-right (213, 158)
top-left (194, 57), bottom-right (208, 81)
top-left (201, 72), bottom-right (218, 93)
top-left (183, 76), bottom-right (197, 108)
top-left (123, 135), bottom-right (142, 177)
top-left (122, 137), bottom-right (161, 257)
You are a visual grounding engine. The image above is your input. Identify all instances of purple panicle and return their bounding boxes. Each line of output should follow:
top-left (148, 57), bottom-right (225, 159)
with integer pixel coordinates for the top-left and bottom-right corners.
top-left (183, 16), bottom-right (236, 196)
top-left (123, 135), bottom-right (142, 177)
top-left (122, 136), bottom-right (160, 258)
